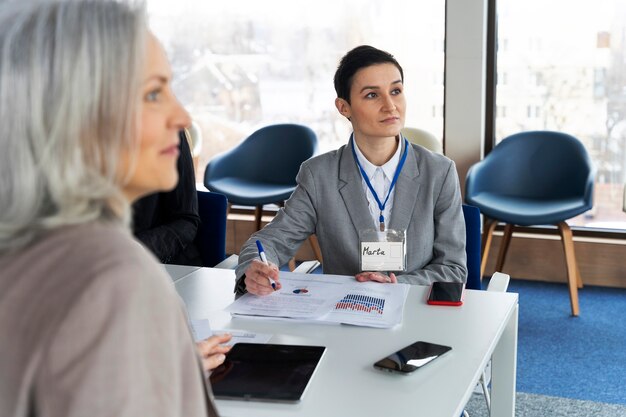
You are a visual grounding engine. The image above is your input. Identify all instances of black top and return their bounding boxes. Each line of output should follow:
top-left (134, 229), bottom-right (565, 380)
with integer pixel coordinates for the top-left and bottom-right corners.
top-left (132, 131), bottom-right (202, 266)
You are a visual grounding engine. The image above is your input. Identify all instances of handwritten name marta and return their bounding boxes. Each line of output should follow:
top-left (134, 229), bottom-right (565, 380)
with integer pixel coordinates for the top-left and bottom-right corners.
top-left (362, 246), bottom-right (385, 256)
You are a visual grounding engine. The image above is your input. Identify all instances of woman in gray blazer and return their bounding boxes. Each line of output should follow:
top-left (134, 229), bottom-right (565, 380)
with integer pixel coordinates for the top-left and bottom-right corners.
top-left (236, 45), bottom-right (467, 295)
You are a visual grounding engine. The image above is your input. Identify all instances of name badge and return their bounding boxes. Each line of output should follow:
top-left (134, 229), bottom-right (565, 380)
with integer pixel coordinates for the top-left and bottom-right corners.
top-left (359, 229), bottom-right (406, 272)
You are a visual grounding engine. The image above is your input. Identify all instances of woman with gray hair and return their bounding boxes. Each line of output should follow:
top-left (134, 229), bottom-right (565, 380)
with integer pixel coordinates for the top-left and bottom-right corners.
top-left (0, 1), bottom-right (219, 416)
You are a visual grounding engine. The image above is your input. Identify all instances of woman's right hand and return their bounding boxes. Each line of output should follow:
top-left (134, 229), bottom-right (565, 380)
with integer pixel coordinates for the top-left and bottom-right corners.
top-left (244, 259), bottom-right (281, 295)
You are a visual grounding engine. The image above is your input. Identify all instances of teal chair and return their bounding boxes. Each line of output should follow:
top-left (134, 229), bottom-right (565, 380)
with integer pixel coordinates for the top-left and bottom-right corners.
top-left (195, 190), bottom-right (227, 267)
top-left (465, 130), bottom-right (594, 316)
top-left (463, 204), bottom-right (482, 291)
top-left (204, 124), bottom-right (318, 231)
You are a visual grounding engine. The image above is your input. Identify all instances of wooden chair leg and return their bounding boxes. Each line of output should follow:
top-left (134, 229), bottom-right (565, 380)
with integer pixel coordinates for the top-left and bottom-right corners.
top-left (495, 224), bottom-right (514, 272)
top-left (481, 218), bottom-right (498, 277)
top-left (288, 235), bottom-right (323, 273)
top-left (254, 205), bottom-right (263, 231)
top-left (274, 201), bottom-right (300, 270)
top-left (557, 221), bottom-right (581, 316)
top-left (308, 235), bottom-right (323, 263)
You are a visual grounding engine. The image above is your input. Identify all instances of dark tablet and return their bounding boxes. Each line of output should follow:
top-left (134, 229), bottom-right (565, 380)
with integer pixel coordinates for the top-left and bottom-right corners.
top-left (209, 343), bottom-right (326, 403)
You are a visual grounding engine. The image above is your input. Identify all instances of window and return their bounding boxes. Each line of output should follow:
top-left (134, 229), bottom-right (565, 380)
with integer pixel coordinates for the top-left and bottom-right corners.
top-left (498, 71), bottom-right (508, 86)
top-left (496, 0), bottom-right (626, 230)
top-left (148, 0), bottom-right (445, 179)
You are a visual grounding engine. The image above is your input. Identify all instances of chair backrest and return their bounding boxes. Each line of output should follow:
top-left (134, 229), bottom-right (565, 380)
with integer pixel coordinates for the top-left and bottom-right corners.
top-left (463, 204), bottom-right (482, 290)
top-left (401, 127), bottom-right (442, 154)
top-left (204, 123), bottom-right (318, 186)
top-left (196, 190), bottom-right (227, 267)
top-left (466, 131), bottom-right (594, 202)
top-left (486, 272), bottom-right (510, 292)
top-left (185, 120), bottom-right (203, 157)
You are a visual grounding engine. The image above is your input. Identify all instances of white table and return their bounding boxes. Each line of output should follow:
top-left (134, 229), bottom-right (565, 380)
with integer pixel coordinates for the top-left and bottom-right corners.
top-left (173, 267), bottom-right (518, 417)
top-left (164, 264), bottom-right (201, 282)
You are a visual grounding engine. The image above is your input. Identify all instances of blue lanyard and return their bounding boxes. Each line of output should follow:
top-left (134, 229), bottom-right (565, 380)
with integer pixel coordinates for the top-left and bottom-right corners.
top-left (351, 135), bottom-right (409, 231)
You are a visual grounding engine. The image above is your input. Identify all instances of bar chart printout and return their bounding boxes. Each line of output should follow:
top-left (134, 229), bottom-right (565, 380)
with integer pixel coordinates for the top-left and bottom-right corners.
top-left (327, 283), bottom-right (408, 328)
top-left (335, 294), bottom-right (385, 315)
top-left (226, 273), bottom-right (409, 328)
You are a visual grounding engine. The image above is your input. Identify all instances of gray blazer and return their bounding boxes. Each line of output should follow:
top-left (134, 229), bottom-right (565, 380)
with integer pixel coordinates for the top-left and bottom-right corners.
top-left (235, 141), bottom-right (467, 291)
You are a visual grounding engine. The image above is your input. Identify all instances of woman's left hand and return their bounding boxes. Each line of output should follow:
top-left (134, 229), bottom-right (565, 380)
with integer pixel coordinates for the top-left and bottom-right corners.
top-left (196, 333), bottom-right (233, 371)
top-left (355, 271), bottom-right (397, 284)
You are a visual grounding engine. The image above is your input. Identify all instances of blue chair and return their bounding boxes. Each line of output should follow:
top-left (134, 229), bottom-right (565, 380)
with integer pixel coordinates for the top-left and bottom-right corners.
top-left (465, 130), bottom-right (594, 316)
top-left (204, 123), bottom-right (318, 231)
top-left (463, 204), bottom-right (482, 291)
top-left (195, 190), bottom-right (227, 267)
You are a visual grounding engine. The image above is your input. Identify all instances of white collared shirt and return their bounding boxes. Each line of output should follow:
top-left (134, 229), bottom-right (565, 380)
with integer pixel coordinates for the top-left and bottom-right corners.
top-left (353, 137), bottom-right (403, 230)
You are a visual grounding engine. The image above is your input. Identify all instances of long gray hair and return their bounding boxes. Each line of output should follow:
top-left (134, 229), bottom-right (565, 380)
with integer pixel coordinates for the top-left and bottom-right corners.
top-left (0, 0), bottom-right (147, 252)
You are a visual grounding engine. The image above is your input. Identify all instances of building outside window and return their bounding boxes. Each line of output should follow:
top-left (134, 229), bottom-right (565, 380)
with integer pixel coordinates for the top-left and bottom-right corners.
top-left (497, 0), bottom-right (626, 230)
top-left (148, 0), bottom-right (445, 180)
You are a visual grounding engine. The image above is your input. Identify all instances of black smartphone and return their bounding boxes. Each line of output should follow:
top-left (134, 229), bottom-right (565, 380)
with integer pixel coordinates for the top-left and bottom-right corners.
top-left (427, 281), bottom-right (465, 306)
top-left (373, 341), bottom-right (452, 374)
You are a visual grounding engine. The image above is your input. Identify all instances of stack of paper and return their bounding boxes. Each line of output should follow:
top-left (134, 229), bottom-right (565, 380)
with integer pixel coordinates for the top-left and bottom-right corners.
top-left (225, 273), bottom-right (410, 328)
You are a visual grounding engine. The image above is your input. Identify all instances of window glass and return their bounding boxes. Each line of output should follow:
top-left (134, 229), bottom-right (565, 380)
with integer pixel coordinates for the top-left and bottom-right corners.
top-left (148, 0), bottom-right (445, 179)
top-left (497, 0), bottom-right (626, 230)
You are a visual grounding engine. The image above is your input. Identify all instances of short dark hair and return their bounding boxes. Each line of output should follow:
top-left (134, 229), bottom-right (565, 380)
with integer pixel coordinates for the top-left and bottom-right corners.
top-left (333, 45), bottom-right (404, 104)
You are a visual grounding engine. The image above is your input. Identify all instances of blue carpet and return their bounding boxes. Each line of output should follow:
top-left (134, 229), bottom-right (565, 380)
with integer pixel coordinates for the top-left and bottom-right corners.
top-left (504, 279), bottom-right (626, 405)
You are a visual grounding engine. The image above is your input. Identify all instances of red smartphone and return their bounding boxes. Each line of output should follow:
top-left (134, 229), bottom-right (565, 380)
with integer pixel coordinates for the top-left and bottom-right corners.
top-left (427, 282), bottom-right (465, 306)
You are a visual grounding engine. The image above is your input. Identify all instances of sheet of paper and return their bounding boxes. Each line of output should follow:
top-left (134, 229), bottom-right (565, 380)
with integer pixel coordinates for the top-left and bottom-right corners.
top-left (190, 318), bottom-right (212, 341)
top-left (225, 272), bottom-right (409, 328)
top-left (217, 329), bottom-right (273, 345)
top-left (189, 319), bottom-right (272, 344)
top-left (226, 273), bottom-right (347, 319)
top-left (321, 281), bottom-right (410, 328)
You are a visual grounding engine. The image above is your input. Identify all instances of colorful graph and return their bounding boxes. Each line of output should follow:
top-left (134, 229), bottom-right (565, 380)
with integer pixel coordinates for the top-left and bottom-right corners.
top-left (335, 294), bottom-right (385, 315)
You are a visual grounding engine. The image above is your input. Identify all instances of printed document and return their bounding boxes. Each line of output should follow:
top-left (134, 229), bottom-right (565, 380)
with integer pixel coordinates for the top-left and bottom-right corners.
top-left (226, 272), bottom-right (409, 328)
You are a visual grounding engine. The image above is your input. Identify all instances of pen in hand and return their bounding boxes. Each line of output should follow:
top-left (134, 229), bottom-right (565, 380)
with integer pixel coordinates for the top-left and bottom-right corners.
top-left (255, 240), bottom-right (277, 291)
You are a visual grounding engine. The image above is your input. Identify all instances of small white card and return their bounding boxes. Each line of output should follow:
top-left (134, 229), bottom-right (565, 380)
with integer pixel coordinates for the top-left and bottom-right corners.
top-left (189, 318), bottom-right (272, 345)
top-left (360, 241), bottom-right (405, 271)
top-left (358, 228), bottom-right (406, 272)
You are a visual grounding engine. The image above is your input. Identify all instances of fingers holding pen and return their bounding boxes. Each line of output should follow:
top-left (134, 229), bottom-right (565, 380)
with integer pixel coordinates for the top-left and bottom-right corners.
top-left (244, 259), bottom-right (281, 295)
